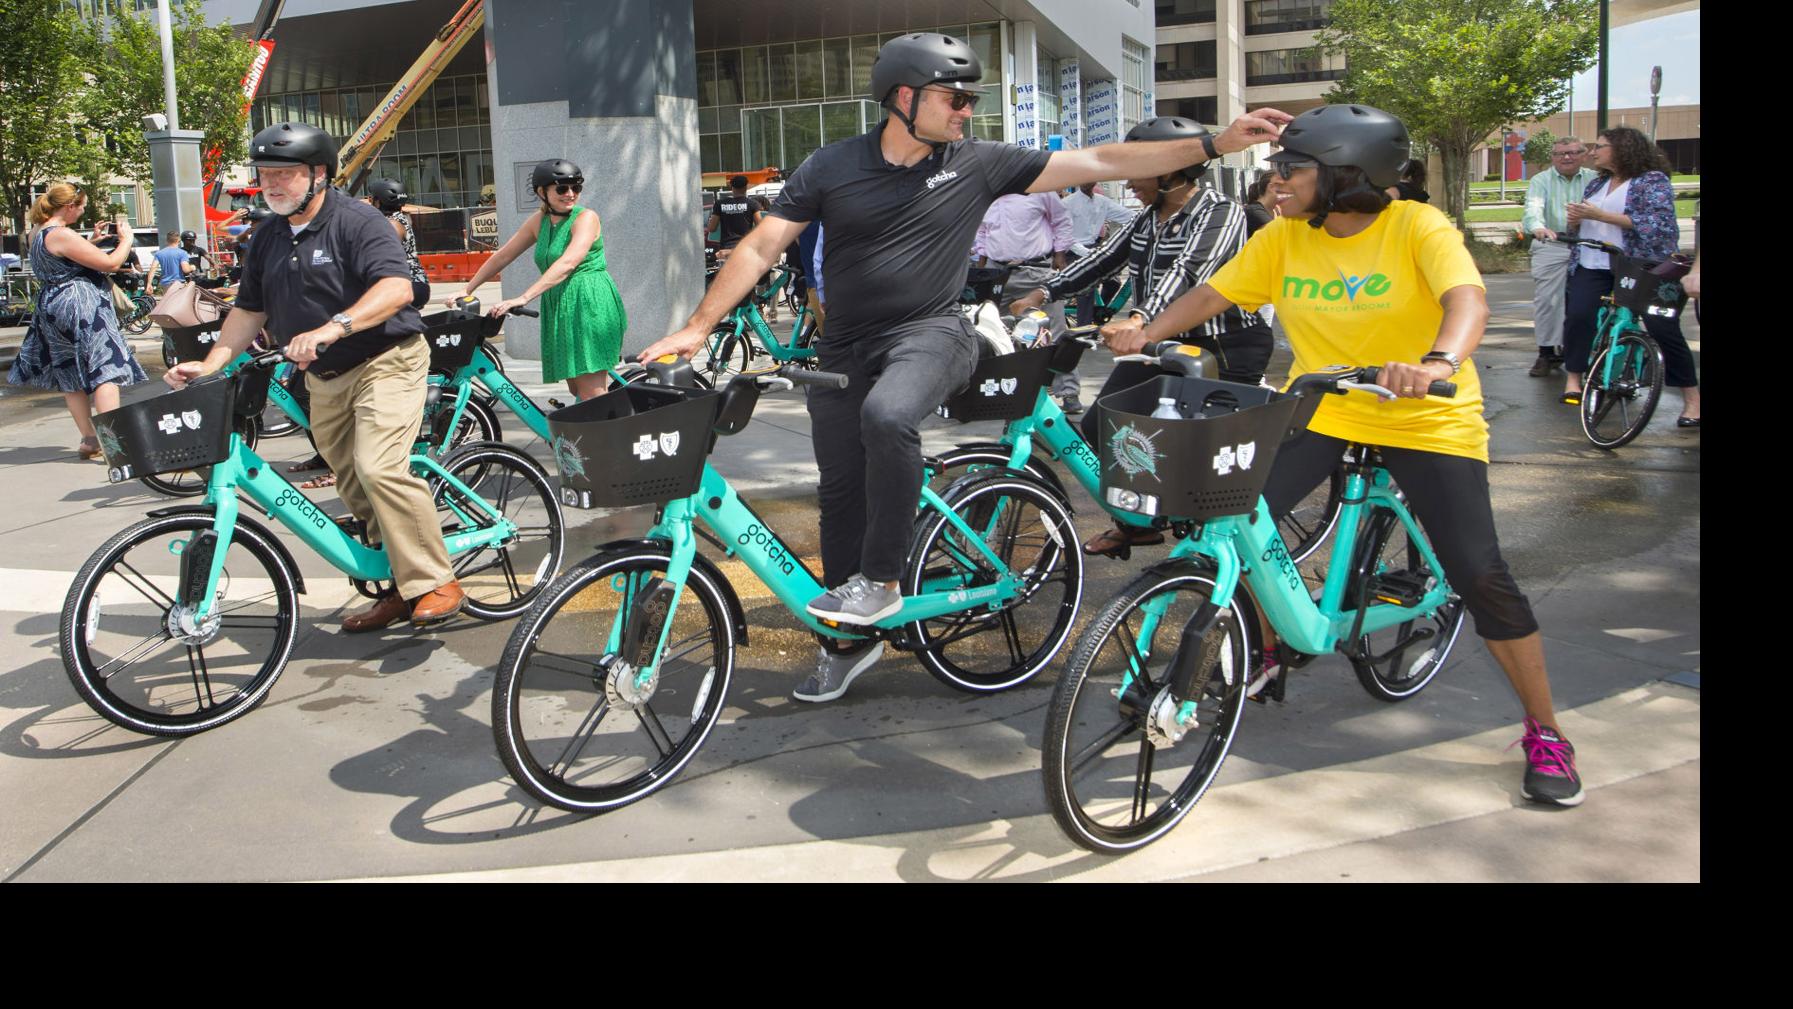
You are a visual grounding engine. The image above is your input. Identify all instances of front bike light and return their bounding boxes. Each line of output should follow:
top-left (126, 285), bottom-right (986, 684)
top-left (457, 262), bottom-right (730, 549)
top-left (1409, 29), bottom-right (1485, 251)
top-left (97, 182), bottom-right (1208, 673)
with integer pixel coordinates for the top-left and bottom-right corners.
top-left (1105, 487), bottom-right (1159, 516)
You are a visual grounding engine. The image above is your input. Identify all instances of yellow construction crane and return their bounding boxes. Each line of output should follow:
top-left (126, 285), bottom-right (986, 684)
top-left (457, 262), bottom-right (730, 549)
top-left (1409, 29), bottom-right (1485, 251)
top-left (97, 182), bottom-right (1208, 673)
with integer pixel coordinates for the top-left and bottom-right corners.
top-left (333, 0), bottom-right (486, 193)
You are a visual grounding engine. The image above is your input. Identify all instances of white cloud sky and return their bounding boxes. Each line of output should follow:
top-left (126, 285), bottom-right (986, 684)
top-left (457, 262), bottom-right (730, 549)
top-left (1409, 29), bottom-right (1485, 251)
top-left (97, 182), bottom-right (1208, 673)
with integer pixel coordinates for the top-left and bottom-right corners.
top-left (1569, 9), bottom-right (1700, 109)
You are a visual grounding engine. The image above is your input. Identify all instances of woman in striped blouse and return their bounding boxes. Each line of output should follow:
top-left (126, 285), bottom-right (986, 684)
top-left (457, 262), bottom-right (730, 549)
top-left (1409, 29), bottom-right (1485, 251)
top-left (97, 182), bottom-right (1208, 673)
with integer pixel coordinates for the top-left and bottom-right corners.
top-left (1010, 116), bottom-right (1271, 558)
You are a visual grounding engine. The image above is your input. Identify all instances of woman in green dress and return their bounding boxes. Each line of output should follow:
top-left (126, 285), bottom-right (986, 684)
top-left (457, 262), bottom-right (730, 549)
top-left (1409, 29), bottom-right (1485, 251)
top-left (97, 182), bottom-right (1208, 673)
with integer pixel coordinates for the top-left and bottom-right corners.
top-left (455, 159), bottom-right (627, 401)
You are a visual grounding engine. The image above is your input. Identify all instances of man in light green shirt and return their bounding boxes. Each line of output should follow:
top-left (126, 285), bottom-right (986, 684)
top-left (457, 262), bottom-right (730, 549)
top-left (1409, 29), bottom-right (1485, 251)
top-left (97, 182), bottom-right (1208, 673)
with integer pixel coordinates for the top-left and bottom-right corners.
top-left (1523, 137), bottom-right (1598, 376)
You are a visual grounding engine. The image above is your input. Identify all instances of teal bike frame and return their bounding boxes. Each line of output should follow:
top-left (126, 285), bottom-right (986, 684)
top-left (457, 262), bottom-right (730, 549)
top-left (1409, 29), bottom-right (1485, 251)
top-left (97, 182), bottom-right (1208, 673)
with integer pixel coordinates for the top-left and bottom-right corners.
top-left (1065, 277), bottom-right (1133, 325)
top-left (1124, 462), bottom-right (1451, 723)
top-left (707, 266), bottom-right (816, 368)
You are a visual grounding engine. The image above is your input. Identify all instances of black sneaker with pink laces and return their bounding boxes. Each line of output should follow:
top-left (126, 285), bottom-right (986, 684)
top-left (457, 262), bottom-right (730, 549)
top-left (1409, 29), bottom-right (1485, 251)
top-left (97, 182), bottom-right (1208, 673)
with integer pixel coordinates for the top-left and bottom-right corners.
top-left (1515, 717), bottom-right (1584, 807)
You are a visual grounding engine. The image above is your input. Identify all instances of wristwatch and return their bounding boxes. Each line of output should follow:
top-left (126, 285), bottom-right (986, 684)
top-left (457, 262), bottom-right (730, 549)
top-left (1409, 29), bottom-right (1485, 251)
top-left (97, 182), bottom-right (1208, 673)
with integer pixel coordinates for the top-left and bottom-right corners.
top-left (1200, 133), bottom-right (1220, 162)
top-left (331, 312), bottom-right (354, 336)
top-left (1421, 350), bottom-right (1462, 375)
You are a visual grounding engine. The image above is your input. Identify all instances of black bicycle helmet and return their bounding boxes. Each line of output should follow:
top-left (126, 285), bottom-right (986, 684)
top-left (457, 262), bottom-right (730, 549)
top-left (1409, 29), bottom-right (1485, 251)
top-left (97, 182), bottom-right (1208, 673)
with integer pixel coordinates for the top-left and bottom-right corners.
top-left (180, 229), bottom-right (198, 243)
top-left (367, 177), bottom-right (409, 214)
top-left (869, 33), bottom-right (983, 141)
top-left (1126, 116), bottom-right (1213, 183)
top-left (247, 121), bottom-right (338, 218)
top-left (1269, 104), bottom-right (1410, 189)
top-left (529, 159), bottom-right (584, 216)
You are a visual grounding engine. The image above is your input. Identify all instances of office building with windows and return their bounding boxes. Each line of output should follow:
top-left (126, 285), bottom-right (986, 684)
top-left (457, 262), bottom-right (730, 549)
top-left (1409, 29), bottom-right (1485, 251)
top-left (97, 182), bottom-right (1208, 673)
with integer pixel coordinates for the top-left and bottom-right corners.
top-left (191, 0), bottom-right (1158, 353)
top-left (1152, 0), bottom-right (1342, 129)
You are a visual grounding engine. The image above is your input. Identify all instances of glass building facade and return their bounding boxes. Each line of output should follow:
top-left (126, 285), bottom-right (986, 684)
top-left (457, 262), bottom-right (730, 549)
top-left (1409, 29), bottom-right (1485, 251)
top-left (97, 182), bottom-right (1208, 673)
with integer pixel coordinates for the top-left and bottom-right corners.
top-left (696, 22), bottom-right (1005, 174)
top-left (249, 72), bottom-right (495, 209)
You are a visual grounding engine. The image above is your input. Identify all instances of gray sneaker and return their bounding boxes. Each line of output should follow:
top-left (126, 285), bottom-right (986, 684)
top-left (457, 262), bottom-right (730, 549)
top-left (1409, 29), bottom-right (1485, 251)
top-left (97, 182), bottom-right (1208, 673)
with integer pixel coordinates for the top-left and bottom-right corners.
top-left (805, 573), bottom-right (903, 625)
top-left (793, 641), bottom-right (886, 703)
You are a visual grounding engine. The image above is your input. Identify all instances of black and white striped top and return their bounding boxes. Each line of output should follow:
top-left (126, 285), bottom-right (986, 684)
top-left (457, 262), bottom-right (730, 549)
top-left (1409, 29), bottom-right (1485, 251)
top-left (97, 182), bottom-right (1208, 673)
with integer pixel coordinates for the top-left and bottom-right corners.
top-left (1043, 187), bottom-right (1262, 339)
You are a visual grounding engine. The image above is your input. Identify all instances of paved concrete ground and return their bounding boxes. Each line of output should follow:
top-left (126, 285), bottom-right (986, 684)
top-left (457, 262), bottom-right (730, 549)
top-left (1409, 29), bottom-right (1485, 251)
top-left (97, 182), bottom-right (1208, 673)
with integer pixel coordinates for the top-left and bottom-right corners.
top-left (0, 273), bottom-right (1699, 881)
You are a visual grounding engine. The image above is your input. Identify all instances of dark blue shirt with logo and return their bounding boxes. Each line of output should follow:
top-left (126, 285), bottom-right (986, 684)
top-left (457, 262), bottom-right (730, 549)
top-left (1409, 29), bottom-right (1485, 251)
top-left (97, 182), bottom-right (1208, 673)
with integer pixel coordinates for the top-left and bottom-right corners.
top-left (769, 122), bottom-right (1049, 343)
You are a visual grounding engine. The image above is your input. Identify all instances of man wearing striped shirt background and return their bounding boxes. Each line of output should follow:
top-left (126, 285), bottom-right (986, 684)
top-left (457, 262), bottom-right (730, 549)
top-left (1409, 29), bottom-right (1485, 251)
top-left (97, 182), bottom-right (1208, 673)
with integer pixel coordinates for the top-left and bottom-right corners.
top-left (1522, 137), bottom-right (1598, 377)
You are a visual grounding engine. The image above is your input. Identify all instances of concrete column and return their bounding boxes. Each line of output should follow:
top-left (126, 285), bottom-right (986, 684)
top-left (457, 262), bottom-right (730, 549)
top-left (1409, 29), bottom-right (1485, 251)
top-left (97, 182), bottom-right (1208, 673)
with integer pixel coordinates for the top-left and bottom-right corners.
top-left (1214, 0), bottom-right (1250, 125)
top-left (144, 129), bottom-right (207, 247)
top-left (1011, 21), bottom-right (1039, 150)
top-left (486, 0), bottom-right (701, 360)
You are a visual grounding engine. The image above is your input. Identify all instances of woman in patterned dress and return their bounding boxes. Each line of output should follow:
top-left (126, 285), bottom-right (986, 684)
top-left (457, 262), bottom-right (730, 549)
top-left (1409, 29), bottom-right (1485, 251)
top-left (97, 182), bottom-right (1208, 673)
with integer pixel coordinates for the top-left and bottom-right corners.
top-left (453, 159), bottom-right (626, 402)
top-left (6, 183), bottom-right (148, 459)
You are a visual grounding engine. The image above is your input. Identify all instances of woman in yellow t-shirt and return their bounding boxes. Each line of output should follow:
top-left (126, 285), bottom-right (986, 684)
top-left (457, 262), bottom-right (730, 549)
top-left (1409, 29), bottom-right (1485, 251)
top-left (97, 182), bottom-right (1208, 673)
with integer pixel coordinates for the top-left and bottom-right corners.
top-left (1111, 105), bottom-right (1583, 809)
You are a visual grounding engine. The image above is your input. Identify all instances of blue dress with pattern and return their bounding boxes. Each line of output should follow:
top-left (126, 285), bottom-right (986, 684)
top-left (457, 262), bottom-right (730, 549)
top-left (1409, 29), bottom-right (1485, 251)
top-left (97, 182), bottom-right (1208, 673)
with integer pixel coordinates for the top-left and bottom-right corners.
top-left (7, 226), bottom-right (147, 394)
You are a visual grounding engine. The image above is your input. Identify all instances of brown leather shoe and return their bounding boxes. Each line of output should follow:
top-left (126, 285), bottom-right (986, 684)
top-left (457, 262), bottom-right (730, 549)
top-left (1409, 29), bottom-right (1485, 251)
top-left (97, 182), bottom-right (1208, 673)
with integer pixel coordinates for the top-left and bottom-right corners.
top-left (342, 592), bottom-right (410, 633)
top-left (411, 581), bottom-right (465, 625)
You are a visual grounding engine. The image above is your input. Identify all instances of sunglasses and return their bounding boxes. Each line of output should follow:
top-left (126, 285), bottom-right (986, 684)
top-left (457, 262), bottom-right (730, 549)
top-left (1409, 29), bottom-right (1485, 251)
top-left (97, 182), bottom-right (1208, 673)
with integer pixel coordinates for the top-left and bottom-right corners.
top-left (553, 183), bottom-right (583, 195)
top-left (925, 87), bottom-right (980, 111)
top-left (1584, 142), bottom-right (1608, 151)
top-left (1272, 159), bottom-right (1318, 180)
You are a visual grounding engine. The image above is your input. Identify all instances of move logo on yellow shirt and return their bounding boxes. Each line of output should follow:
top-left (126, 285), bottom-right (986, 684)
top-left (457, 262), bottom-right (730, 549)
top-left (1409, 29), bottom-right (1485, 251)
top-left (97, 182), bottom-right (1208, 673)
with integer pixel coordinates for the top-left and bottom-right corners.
top-left (1281, 270), bottom-right (1392, 308)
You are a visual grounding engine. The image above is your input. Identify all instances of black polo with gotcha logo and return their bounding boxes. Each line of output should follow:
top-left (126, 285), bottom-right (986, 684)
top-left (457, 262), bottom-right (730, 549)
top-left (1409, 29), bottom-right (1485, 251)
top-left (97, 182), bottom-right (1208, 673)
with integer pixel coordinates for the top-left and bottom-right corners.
top-left (768, 121), bottom-right (1049, 343)
top-left (235, 189), bottom-right (424, 378)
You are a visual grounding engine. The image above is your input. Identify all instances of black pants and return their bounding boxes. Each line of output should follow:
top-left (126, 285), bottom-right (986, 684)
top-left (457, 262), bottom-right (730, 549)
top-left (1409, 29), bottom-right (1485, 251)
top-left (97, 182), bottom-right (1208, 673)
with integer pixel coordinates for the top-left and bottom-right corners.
top-left (1079, 324), bottom-right (1275, 448)
top-left (1263, 430), bottom-right (1539, 641)
top-left (1563, 266), bottom-right (1699, 387)
top-left (809, 316), bottom-right (980, 586)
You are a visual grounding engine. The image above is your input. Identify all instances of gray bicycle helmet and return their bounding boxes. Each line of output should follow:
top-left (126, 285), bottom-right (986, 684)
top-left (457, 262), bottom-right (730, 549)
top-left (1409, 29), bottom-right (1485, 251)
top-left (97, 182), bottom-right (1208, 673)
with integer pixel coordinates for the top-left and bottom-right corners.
top-left (1126, 116), bottom-right (1213, 182)
top-left (869, 33), bottom-right (983, 141)
top-left (367, 177), bottom-right (408, 214)
top-left (248, 122), bottom-right (338, 218)
top-left (1268, 104), bottom-right (1410, 189)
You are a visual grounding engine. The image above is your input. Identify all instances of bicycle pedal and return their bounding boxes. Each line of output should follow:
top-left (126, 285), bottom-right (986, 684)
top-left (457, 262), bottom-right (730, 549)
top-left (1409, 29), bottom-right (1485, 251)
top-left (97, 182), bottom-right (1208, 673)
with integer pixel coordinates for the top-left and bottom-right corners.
top-left (1367, 570), bottom-right (1433, 608)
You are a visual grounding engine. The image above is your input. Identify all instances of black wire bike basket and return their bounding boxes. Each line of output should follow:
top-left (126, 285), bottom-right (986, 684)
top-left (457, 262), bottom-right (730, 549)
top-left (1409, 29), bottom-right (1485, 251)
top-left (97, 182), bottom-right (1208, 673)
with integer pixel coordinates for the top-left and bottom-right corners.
top-left (547, 384), bottom-right (724, 509)
top-left (93, 374), bottom-right (245, 482)
top-left (1610, 254), bottom-right (1690, 320)
top-left (161, 320), bottom-right (228, 364)
top-left (1097, 375), bottom-right (1318, 522)
top-left (422, 310), bottom-right (503, 374)
top-left (938, 343), bottom-right (1057, 423)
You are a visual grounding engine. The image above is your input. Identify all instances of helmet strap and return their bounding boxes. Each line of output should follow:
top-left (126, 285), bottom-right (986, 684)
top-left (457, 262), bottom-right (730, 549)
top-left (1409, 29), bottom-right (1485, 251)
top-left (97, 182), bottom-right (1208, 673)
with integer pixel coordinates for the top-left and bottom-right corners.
top-left (279, 167), bottom-right (324, 220)
top-left (538, 187), bottom-right (572, 218)
top-left (887, 89), bottom-right (946, 153)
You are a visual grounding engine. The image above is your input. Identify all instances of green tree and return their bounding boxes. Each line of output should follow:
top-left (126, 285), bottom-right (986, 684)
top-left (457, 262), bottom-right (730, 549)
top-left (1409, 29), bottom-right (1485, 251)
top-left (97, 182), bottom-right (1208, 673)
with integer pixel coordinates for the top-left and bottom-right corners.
top-left (1522, 127), bottom-right (1558, 167)
top-left (1315, 0), bottom-right (1599, 229)
top-left (0, 0), bottom-right (94, 234)
top-left (79, 0), bottom-right (256, 189)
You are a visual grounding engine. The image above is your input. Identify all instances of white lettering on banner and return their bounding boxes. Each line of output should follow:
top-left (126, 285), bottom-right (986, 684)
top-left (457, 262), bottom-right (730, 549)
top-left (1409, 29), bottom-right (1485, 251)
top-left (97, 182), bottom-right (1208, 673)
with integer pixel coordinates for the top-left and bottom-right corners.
top-left (1144, 91), bottom-right (1155, 119)
top-left (1059, 59), bottom-right (1082, 147)
top-left (1084, 80), bottom-right (1120, 146)
top-left (1015, 82), bottom-right (1039, 151)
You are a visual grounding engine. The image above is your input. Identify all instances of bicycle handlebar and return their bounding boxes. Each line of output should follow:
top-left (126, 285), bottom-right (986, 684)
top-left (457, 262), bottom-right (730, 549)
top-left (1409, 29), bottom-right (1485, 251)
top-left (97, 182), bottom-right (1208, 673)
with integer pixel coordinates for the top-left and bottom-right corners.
top-left (1287, 366), bottom-right (1456, 400)
top-left (780, 367), bottom-right (849, 389)
top-left (1544, 235), bottom-right (1623, 256)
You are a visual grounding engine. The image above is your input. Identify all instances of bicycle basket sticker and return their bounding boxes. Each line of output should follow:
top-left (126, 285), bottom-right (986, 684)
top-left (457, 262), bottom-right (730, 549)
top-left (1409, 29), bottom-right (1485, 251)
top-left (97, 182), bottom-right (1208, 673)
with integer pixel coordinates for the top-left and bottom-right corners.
top-left (1000, 377), bottom-right (1018, 395)
top-left (1237, 442), bottom-right (1256, 470)
top-left (632, 434), bottom-right (658, 461)
top-left (659, 431), bottom-right (681, 456)
top-left (1107, 421), bottom-right (1163, 481)
top-left (157, 413), bottom-right (183, 435)
top-left (552, 433), bottom-right (588, 479)
top-left (436, 332), bottom-right (461, 348)
top-left (198, 331), bottom-right (217, 344)
top-left (96, 425), bottom-right (124, 460)
top-left (181, 410), bottom-right (202, 430)
top-left (979, 378), bottom-right (1001, 397)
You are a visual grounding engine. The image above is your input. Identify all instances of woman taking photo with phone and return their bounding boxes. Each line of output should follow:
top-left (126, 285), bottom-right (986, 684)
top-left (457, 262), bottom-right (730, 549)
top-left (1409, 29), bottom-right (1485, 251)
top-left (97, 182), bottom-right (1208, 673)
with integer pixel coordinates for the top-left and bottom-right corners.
top-left (6, 183), bottom-right (147, 460)
top-left (452, 159), bottom-right (626, 402)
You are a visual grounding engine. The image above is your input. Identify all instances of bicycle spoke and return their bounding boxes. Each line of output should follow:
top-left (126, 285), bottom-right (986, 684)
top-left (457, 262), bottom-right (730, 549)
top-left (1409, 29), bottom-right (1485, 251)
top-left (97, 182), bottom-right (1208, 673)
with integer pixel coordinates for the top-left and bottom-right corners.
top-left (1115, 615), bottom-right (1151, 684)
top-left (217, 615), bottom-right (286, 630)
top-left (638, 705), bottom-right (674, 758)
top-left (999, 610), bottom-right (1025, 667)
top-left (548, 696), bottom-right (611, 779)
top-left (1130, 738), bottom-right (1156, 825)
top-left (114, 561), bottom-right (176, 608)
top-left (96, 630), bottom-right (179, 679)
top-left (210, 590), bottom-right (281, 618)
top-left (1070, 718), bottom-right (1138, 776)
top-left (188, 645), bottom-right (217, 709)
top-left (658, 630), bottom-right (713, 667)
top-left (498, 549), bottom-right (522, 598)
top-left (530, 650), bottom-right (604, 680)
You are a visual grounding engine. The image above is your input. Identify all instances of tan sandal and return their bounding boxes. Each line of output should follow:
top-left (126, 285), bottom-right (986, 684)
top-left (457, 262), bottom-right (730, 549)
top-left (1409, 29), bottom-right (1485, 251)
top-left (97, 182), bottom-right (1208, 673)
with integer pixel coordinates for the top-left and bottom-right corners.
top-left (1082, 525), bottom-right (1165, 558)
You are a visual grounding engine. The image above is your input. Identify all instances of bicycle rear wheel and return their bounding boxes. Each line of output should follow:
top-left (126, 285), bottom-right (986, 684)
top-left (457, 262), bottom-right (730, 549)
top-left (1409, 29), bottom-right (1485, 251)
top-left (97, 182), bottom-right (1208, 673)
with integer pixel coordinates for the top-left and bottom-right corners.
top-left (121, 296), bottom-right (155, 336)
top-left (903, 471), bottom-right (1083, 693)
top-left (492, 548), bottom-right (736, 812)
top-left (1581, 332), bottom-right (1664, 450)
top-left (1043, 562), bottom-right (1251, 853)
top-left (1279, 466), bottom-right (1346, 564)
top-left (431, 442), bottom-right (565, 620)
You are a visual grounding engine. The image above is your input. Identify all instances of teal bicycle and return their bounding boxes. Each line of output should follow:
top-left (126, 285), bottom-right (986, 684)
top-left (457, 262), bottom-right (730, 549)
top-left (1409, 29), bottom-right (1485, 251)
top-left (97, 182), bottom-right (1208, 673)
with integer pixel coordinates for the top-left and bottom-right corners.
top-left (491, 360), bottom-right (1083, 813)
top-left (929, 328), bottom-right (1347, 565)
top-left (1041, 347), bottom-right (1465, 852)
top-left (1550, 237), bottom-right (1691, 449)
top-left (696, 264), bottom-right (817, 384)
top-left (61, 348), bottom-right (568, 736)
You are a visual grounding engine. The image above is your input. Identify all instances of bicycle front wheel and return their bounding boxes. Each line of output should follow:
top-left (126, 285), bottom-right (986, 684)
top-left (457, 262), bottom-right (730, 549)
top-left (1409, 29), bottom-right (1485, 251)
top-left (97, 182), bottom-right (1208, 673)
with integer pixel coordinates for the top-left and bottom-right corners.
top-left (904, 471), bottom-right (1083, 693)
top-left (60, 514), bottom-right (300, 736)
top-left (431, 441), bottom-right (565, 620)
top-left (699, 326), bottom-right (753, 385)
top-left (492, 549), bottom-right (737, 812)
top-left (1581, 332), bottom-right (1664, 450)
top-left (1043, 563), bottom-right (1251, 853)
top-left (121, 297), bottom-right (155, 336)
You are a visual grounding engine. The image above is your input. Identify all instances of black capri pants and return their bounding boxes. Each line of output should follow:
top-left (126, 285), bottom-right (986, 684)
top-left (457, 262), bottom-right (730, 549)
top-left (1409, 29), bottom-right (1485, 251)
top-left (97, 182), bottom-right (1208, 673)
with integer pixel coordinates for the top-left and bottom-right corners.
top-left (1263, 429), bottom-right (1540, 641)
top-left (1563, 265), bottom-right (1699, 387)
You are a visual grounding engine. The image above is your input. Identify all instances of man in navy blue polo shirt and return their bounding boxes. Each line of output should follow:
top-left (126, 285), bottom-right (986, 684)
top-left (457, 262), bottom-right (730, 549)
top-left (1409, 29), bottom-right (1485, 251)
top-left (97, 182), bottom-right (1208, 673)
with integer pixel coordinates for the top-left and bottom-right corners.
top-left (641, 33), bottom-right (1289, 701)
top-left (165, 122), bottom-right (462, 632)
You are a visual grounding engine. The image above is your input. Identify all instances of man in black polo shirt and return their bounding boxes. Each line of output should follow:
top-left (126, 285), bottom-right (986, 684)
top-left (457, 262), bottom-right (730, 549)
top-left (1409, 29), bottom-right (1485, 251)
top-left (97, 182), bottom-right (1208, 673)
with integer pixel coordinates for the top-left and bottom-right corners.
top-left (641, 34), bottom-right (1288, 701)
top-left (166, 121), bottom-right (462, 632)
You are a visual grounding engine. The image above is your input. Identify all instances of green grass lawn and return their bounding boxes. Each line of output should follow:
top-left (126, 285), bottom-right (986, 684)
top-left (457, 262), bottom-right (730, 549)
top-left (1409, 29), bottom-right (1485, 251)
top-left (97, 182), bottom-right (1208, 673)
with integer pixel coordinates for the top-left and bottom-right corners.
top-left (1465, 196), bottom-right (1700, 223)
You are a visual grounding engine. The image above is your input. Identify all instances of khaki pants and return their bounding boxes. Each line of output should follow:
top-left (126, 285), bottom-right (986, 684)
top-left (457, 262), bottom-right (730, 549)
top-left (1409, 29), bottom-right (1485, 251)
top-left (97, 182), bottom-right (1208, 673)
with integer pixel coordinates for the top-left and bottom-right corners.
top-left (1529, 241), bottom-right (1572, 351)
top-left (306, 335), bottom-right (453, 600)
